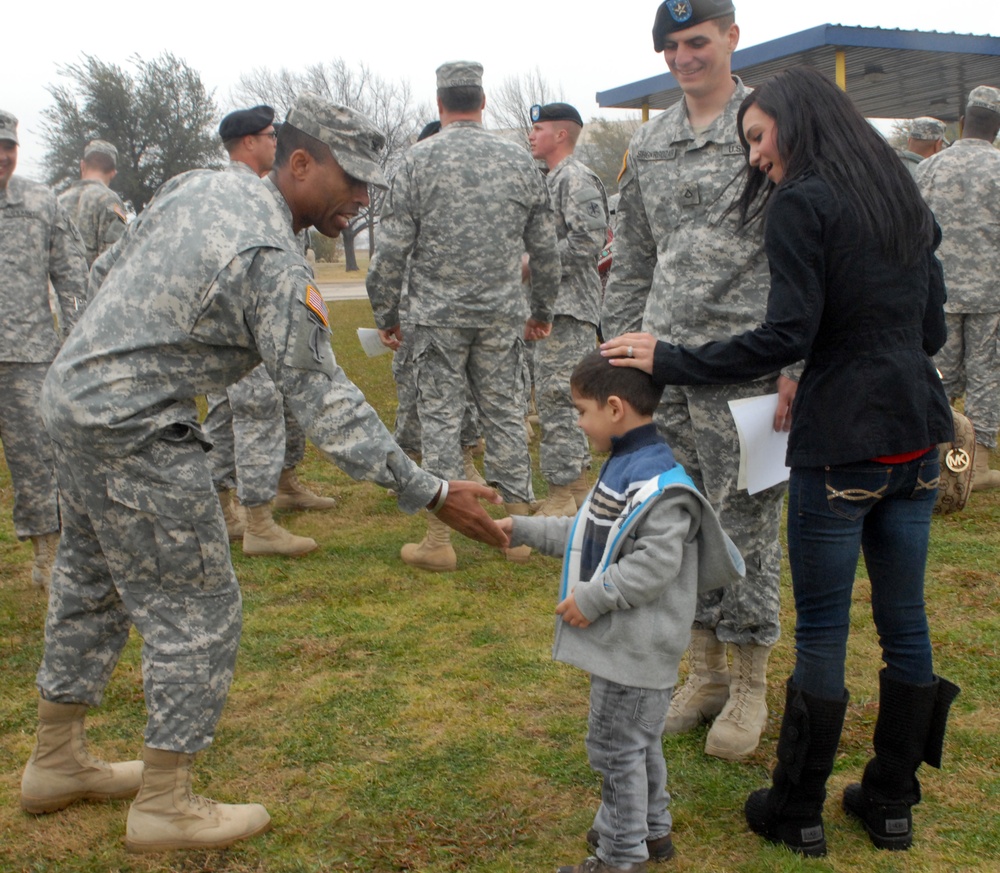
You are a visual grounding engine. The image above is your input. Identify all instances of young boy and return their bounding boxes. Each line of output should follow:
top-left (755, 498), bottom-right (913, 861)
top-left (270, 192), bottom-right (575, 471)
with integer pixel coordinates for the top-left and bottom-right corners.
top-left (498, 350), bottom-right (745, 873)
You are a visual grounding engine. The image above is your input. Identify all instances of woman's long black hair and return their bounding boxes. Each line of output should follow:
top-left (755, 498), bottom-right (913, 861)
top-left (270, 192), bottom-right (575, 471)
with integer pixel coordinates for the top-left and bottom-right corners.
top-left (733, 65), bottom-right (935, 266)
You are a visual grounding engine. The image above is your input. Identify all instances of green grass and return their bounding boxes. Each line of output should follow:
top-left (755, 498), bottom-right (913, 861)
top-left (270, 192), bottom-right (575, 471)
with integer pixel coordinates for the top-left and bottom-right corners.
top-left (0, 298), bottom-right (998, 872)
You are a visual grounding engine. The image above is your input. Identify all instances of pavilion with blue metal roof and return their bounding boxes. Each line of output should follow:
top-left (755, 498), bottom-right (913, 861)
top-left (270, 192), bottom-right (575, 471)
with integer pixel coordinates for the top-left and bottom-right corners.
top-left (596, 25), bottom-right (1000, 121)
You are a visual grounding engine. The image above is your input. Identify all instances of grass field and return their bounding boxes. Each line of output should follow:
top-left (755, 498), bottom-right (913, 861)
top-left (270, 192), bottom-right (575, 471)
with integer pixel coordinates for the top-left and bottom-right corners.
top-left (1, 298), bottom-right (998, 872)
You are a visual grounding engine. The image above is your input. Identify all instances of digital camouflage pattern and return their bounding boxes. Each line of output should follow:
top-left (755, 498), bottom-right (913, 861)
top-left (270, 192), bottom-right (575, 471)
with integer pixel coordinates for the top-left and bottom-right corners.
top-left (391, 334), bottom-right (481, 457)
top-left (546, 154), bottom-right (609, 326)
top-left (37, 167), bottom-right (440, 751)
top-left (1, 176), bottom-right (88, 361)
top-left (917, 138), bottom-right (1000, 445)
top-left (406, 323), bottom-right (533, 501)
top-left (366, 120), bottom-right (560, 502)
top-left (47, 168), bottom-right (438, 502)
top-left (535, 315), bottom-right (596, 486)
top-left (601, 79), bottom-right (783, 646)
top-left (0, 364), bottom-right (60, 537)
top-left (201, 159), bottom-right (304, 506)
top-left (205, 366), bottom-right (287, 506)
top-left (0, 175), bottom-right (87, 539)
top-left (899, 149), bottom-right (924, 178)
top-left (366, 120), bottom-right (559, 330)
top-left (916, 139), bottom-right (1000, 313)
top-left (534, 154), bottom-right (607, 485)
top-left (58, 178), bottom-right (127, 268)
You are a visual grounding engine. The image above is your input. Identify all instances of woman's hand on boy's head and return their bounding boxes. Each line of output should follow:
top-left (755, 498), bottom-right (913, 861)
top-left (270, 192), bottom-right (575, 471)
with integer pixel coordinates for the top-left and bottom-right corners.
top-left (600, 332), bottom-right (656, 375)
top-left (556, 592), bottom-right (591, 628)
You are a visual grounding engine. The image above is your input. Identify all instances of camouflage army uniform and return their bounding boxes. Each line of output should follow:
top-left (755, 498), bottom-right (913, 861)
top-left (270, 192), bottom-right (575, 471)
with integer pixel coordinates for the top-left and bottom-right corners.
top-left (203, 162), bottom-right (307, 505)
top-left (917, 139), bottom-right (1000, 448)
top-left (898, 149), bottom-right (924, 178)
top-left (0, 175), bottom-right (88, 539)
top-left (535, 154), bottom-right (608, 486)
top-left (601, 78), bottom-right (783, 647)
top-left (367, 120), bottom-right (560, 502)
top-left (37, 168), bottom-right (440, 753)
top-left (58, 178), bottom-right (127, 268)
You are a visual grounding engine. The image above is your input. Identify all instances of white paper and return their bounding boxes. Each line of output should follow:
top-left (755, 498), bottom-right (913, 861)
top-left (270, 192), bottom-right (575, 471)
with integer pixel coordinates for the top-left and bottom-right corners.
top-left (727, 393), bottom-right (790, 494)
top-left (357, 327), bottom-right (392, 358)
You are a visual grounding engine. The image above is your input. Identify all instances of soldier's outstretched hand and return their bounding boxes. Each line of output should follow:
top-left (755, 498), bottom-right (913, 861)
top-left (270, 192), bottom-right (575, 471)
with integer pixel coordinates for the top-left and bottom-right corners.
top-left (435, 480), bottom-right (510, 547)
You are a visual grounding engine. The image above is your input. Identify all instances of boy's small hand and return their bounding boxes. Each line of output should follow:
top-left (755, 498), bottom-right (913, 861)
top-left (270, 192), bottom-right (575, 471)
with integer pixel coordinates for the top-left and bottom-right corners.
top-left (556, 592), bottom-right (591, 628)
top-left (496, 517), bottom-right (514, 541)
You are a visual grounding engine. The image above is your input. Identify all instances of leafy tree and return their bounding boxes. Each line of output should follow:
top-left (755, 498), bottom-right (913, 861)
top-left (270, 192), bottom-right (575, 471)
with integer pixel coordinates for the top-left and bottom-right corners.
top-left (578, 115), bottom-right (643, 194)
top-left (231, 60), bottom-right (429, 271)
top-left (41, 54), bottom-right (222, 210)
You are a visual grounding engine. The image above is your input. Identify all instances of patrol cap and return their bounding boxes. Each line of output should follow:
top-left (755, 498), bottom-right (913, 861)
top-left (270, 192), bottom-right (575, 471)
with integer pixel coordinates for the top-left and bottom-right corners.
top-left (530, 102), bottom-right (584, 127)
top-left (84, 139), bottom-right (118, 165)
top-left (218, 105), bottom-right (275, 141)
top-left (284, 92), bottom-right (388, 190)
top-left (0, 110), bottom-right (18, 145)
top-left (436, 61), bottom-right (484, 90)
top-left (653, 0), bottom-right (736, 51)
top-left (966, 85), bottom-right (1000, 116)
top-left (417, 120), bottom-right (441, 141)
top-left (909, 117), bottom-right (945, 141)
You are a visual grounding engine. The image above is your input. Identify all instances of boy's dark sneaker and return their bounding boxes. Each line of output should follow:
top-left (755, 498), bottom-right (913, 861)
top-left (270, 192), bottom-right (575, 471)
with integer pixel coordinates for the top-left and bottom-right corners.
top-left (557, 858), bottom-right (647, 873)
top-left (586, 829), bottom-right (676, 861)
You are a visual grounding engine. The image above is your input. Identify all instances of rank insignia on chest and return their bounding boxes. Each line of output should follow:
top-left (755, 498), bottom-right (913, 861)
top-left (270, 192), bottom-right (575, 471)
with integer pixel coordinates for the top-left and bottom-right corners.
top-left (304, 284), bottom-right (329, 328)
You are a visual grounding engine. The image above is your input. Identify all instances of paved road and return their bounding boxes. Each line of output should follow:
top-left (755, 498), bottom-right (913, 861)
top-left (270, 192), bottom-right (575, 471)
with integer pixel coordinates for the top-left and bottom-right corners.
top-left (318, 281), bottom-right (367, 302)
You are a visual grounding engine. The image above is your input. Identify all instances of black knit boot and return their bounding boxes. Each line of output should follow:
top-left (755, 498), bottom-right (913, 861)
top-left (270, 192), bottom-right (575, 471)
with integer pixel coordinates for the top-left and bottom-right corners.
top-left (842, 671), bottom-right (959, 850)
top-left (744, 680), bottom-right (849, 857)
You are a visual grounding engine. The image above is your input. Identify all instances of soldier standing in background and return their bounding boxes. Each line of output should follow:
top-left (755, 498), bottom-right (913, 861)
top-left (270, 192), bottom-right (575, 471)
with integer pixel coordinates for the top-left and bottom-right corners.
top-left (898, 117), bottom-right (946, 178)
top-left (917, 85), bottom-right (1000, 490)
top-left (0, 110), bottom-right (89, 592)
top-left (204, 105), bottom-right (336, 558)
top-left (58, 139), bottom-right (127, 268)
top-left (367, 61), bottom-right (560, 571)
top-left (601, 0), bottom-right (791, 761)
top-left (527, 102), bottom-right (609, 517)
top-left (19, 94), bottom-right (506, 854)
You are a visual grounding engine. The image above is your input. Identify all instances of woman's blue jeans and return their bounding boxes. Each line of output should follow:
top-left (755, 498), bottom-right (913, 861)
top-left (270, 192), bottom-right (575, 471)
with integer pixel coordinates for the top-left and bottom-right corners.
top-left (787, 451), bottom-right (939, 699)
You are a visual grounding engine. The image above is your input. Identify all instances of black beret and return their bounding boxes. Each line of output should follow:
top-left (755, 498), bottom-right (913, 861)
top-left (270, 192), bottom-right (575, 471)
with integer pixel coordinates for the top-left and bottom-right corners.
top-left (417, 120), bottom-right (442, 141)
top-left (219, 105), bottom-right (275, 141)
top-left (653, 0), bottom-right (736, 51)
top-left (530, 102), bottom-right (584, 127)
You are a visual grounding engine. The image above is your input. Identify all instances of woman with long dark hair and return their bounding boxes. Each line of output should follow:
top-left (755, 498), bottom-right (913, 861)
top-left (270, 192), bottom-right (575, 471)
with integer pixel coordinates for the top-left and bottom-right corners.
top-left (600, 65), bottom-right (959, 857)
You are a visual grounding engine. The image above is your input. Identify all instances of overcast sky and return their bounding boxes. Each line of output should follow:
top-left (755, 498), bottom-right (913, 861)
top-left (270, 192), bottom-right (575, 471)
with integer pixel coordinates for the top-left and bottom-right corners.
top-left (6, 0), bottom-right (999, 180)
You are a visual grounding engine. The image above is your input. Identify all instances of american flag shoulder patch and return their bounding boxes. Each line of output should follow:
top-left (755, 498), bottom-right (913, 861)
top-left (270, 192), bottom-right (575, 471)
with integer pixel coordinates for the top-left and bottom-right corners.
top-left (304, 284), bottom-right (329, 328)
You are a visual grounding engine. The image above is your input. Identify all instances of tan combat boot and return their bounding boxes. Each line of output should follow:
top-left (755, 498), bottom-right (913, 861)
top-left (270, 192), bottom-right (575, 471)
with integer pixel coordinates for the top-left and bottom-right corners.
top-left (30, 531), bottom-right (60, 592)
top-left (21, 699), bottom-right (143, 814)
top-left (125, 746), bottom-right (271, 853)
top-left (665, 629), bottom-right (730, 733)
top-left (972, 444), bottom-right (1000, 491)
top-left (568, 470), bottom-right (593, 509)
top-left (704, 642), bottom-right (773, 760)
top-left (532, 483), bottom-right (578, 518)
top-left (503, 502), bottom-right (533, 563)
top-left (218, 489), bottom-right (245, 542)
top-left (274, 467), bottom-right (337, 510)
top-left (462, 444), bottom-right (487, 486)
top-left (400, 513), bottom-right (457, 572)
top-left (242, 503), bottom-right (317, 556)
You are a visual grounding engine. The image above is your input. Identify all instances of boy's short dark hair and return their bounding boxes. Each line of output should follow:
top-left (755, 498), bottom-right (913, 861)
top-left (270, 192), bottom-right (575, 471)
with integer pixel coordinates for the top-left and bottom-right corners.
top-left (570, 349), bottom-right (665, 416)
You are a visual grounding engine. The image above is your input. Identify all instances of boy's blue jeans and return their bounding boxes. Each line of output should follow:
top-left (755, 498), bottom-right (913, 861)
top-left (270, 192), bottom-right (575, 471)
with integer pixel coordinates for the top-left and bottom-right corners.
top-left (787, 450), bottom-right (939, 699)
top-left (586, 676), bottom-right (672, 866)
